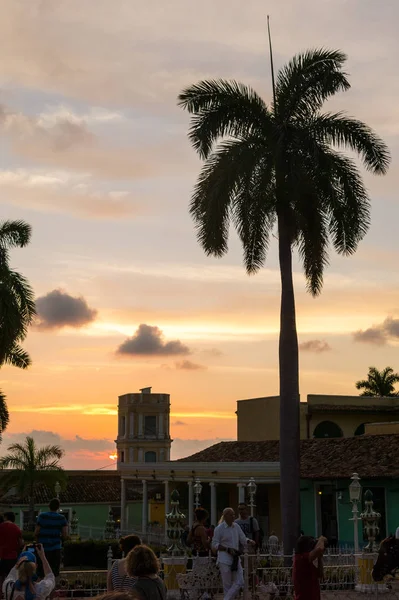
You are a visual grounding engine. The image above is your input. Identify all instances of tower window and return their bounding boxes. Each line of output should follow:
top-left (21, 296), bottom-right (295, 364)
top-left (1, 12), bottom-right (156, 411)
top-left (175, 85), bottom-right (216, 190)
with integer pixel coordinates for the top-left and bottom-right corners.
top-left (120, 451), bottom-right (125, 463)
top-left (144, 416), bottom-right (157, 436)
top-left (145, 451), bottom-right (157, 463)
top-left (120, 416), bottom-right (126, 436)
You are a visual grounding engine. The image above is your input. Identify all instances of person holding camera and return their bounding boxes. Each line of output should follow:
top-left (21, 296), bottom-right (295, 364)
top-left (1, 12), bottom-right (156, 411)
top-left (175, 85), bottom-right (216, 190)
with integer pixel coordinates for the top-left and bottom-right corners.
top-left (212, 507), bottom-right (256, 600)
top-left (293, 535), bottom-right (327, 600)
top-left (2, 544), bottom-right (55, 600)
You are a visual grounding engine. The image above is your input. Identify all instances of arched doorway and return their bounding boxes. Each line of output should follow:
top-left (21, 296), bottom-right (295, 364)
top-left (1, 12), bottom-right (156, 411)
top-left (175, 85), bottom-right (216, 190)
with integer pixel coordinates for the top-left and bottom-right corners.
top-left (313, 421), bottom-right (344, 438)
top-left (354, 423), bottom-right (368, 436)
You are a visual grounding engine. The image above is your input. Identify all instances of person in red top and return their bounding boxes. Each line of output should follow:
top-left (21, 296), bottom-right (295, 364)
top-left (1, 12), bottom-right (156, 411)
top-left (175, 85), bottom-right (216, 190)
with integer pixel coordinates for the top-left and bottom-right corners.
top-left (292, 535), bottom-right (327, 600)
top-left (0, 512), bottom-right (23, 578)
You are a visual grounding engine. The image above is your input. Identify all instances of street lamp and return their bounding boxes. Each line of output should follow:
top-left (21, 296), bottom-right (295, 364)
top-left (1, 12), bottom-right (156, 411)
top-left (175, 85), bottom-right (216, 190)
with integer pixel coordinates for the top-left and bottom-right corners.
top-left (54, 481), bottom-right (61, 500)
top-left (247, 477), bottom-right (257, 517)
top-left (193, 478), bottom-right (202, 509)
top-left (349, 473), bottom-right (362, 553)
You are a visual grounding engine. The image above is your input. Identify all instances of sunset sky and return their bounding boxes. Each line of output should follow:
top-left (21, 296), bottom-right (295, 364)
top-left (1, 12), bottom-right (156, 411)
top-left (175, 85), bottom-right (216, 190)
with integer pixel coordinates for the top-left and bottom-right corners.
top-left (1, 0), bottom-right (398, 469)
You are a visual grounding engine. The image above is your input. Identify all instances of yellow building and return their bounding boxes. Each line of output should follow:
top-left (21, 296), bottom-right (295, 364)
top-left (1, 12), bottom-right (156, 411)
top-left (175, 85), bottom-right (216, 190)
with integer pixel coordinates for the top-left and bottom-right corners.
top-left (237, 394), bottom-right (399, 441)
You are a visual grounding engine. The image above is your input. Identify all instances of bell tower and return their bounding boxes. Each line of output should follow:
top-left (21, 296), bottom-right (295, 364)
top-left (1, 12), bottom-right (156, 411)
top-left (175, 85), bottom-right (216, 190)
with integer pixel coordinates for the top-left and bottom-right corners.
top-left (116, 386), bottom-right (171, 467)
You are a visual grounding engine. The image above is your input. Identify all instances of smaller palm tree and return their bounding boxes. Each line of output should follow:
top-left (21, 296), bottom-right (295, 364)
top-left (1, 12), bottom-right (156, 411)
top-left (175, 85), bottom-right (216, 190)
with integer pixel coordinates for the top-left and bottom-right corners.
top-left (356, 366), bottom-right (399, 397)
top-left (0, 436), bottom-right (65, 530)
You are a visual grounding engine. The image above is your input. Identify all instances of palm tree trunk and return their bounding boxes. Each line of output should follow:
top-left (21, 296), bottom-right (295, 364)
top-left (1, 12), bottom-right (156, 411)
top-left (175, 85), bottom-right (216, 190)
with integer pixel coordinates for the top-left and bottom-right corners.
top-left (277, 214), bottom-right (301, 556)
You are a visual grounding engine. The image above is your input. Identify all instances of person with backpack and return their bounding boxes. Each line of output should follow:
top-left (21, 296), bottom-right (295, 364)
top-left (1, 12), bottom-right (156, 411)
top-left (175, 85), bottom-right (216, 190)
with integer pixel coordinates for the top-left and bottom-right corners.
top-left (2, 544), bottom-right (55, 600)
top-left (235, 503), bottom-right (260, 550)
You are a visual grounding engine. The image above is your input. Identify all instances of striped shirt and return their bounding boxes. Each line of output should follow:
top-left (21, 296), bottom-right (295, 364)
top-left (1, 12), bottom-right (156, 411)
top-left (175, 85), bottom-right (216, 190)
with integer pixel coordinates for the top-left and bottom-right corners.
top-left (110, 560), bottom-right (137, 591)
top-left (37, 511), bottom-right (67, 551)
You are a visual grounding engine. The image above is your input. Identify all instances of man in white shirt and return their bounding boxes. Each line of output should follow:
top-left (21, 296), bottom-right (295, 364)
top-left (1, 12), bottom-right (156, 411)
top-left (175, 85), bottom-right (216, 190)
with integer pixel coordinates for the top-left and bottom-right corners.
top-left (212, 507), bottom-right (255, 600)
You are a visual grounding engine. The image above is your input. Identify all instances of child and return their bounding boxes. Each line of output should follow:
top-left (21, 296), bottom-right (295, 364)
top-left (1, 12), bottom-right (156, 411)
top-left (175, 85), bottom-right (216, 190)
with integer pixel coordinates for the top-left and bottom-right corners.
top-left (292, 536), bottom-right (327, 600)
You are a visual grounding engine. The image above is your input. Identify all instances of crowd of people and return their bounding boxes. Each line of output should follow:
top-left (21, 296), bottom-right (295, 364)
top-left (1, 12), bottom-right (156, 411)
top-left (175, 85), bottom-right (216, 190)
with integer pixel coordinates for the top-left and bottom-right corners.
top-left (0, 499), bottom-right (166, 600)
top-left (0, 497), bottom-right (326, 600)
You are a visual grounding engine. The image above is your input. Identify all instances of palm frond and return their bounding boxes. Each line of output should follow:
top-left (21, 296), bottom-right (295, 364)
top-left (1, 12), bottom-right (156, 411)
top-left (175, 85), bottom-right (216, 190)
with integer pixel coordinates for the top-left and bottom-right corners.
top-left (178, 79), bottom-right (271, 159)
top-left (0, 220), bottom-right (31, 249)
top-left (310, 112), bottom-right (390, 174)
top-left (3, 343), bottom-right (31, 369)
top-left (190, 137), bottom-right (267, 256)
top-left (232, 158), bottom-right (276, 274)
top-left (275, 49), bottom-right (350, 120)
top-left (0, 389), bottom-right (9, 438)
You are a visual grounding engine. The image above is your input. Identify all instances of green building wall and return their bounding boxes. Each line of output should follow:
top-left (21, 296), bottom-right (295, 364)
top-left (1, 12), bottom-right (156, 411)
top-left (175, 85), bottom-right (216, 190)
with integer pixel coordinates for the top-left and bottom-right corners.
top-left (300, 478), bottom-right (399, 546)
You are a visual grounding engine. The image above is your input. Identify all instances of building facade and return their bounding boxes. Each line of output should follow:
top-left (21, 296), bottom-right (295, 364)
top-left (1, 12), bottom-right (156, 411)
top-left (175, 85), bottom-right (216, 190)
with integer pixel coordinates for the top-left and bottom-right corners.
top-left (237, 394), bottom-right (399, 441)
top-left (116, 387), bottom-right (172, 465)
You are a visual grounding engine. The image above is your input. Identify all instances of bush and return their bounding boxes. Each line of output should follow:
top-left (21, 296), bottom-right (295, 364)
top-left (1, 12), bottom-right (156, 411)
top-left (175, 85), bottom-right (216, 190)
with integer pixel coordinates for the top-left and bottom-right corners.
top-left (63, 540), bottom-right (122, 569)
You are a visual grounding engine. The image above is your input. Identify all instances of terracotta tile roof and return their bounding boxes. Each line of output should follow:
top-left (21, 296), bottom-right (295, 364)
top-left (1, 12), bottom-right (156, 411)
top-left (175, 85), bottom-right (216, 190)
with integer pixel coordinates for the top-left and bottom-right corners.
top-left (309, 404), bottom-right (399, 413)
top-left (0, 471), bottom-right (141, 505)
top-left (178, 435), bottom-right (399, 479)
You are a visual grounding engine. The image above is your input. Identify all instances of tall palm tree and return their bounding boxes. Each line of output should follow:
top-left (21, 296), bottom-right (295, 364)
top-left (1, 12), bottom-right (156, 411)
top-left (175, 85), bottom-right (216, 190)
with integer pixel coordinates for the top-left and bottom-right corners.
top-left (356, 366), bottom-right (399, 397)
top-left (0, 220), bottom-right (36, 439)
top-left (178, 49), bottom-right (389, 553)
top-left (0, 436), bottom-right (65, 530)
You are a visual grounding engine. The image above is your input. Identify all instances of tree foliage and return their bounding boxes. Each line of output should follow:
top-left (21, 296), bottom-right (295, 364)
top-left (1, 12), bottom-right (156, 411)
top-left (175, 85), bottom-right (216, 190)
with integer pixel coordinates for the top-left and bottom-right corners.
top-left (356, 366), bottom-right (399, 397)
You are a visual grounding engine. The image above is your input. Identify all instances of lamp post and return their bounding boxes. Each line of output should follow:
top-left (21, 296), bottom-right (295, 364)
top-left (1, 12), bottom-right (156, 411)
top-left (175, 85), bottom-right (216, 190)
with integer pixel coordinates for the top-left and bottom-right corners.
top-left (247, 477), bottom-right (257, 517)
top-left (193, 478), bottom-right (202, 509)
top-left (54, 481), bottom-right (61, 500)
top-left (349, 473), bottom-right (362, 553)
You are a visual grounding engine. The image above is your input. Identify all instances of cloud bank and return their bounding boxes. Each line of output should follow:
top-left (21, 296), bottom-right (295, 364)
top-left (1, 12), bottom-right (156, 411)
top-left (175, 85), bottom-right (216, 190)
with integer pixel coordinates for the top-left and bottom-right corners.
top-left (353, 316), bottom-right (399, 346)
top-left (299, 339), bottom-right (332, 353)
top-left (117, 324), bottom-right (190, 356)
top-left (36, 289), bottom-right (97, 330)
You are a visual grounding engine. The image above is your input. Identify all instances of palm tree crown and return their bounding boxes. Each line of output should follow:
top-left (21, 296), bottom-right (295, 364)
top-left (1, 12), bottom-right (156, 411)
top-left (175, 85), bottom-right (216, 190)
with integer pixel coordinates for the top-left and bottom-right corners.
top-left (178, 50), bottom-right (389, 291)
top-left (356, 366), bottom-right (399, 397)
top-left (0, 436), bottom-right (65, 529)
top-left (178, 48), bottom-right (389, 553)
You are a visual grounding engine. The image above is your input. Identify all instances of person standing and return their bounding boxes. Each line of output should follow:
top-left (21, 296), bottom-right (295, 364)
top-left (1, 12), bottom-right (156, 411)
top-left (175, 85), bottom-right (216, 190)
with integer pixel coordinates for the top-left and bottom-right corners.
top-left (212, 507), bottom-right (255, 600)
top-left (0, 512), bottom-right (23, 579)
top-left (293, 535), bottom-right (327, 600)
top-left (235, 503), bottom-right (260, 549)
top-left (35, 498), bottom-right (68, 578)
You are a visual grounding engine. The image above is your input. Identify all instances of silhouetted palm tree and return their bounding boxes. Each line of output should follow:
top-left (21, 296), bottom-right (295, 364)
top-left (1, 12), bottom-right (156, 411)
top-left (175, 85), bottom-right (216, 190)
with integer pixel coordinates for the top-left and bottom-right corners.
top-left (0, 220), bottom-right (36, 440)
top-left (356, 366), bottom-right (399, 397)
top-left (178, 48), bottom-right (389, 552)
top-left (0, 220), bottom-right (36, 368)
top-left (0, 436), bottom-right (65, 530)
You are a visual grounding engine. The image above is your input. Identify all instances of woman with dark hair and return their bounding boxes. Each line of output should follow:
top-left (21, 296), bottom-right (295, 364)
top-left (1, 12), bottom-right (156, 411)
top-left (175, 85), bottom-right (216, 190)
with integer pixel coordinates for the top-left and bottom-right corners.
top-left (107, 535), bottom-right (141, 592)
top-left (293, 535), bottom-right (327, 600)
top-left (125, 545), bottom-right (166, 600)
top-left (187, 508), bottom-right (211, 557)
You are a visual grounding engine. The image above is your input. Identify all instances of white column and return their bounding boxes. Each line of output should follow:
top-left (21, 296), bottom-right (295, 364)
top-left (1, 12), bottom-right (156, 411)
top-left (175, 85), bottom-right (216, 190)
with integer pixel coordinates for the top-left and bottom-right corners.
top-left (238, 483), bottom-right (246, 504)
top-left (138, 447), bottom-right (144, 462)
top-left (164, 480), bottom-right (170, 542)
top-left (142, 480), bottom-right (148, 534)
top-left (210, 482), bottom-right (217, 526)
top-left (138, 414), bottom-right (144, 436)
top-left (129, 447), bottom-right (134, 464)
top-left (121, 478), bottom-right (126, 531)
top-left (188, 481), bottom-right (194, 528)
top-left (129, 412), bottom-right (134, 436)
